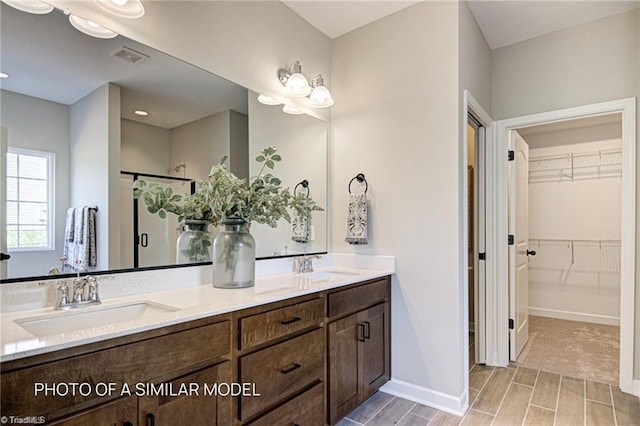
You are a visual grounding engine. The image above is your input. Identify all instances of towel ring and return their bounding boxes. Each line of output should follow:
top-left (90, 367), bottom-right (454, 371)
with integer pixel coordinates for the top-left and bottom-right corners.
top-left (348, 173), bottom-right (368, 194)
top-left (294, 179), bottom-right (309, 197)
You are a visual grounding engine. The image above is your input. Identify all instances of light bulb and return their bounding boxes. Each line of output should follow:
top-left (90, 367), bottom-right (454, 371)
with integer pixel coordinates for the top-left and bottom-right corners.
top-left (284, 73), bottom-right (311, 97)
top-left (111, 0), bottom-right (128, 5)
top-left (309, 85), bottom-right (334, 108)
top-left (94, 0), bottom-right (144, 18)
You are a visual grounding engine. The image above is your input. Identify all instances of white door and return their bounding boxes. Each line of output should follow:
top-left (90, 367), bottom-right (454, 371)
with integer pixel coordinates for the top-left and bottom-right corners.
top-left (509, 131), bottom-right (529, 361)
top-left (0, 126), bottom-right (8, 279)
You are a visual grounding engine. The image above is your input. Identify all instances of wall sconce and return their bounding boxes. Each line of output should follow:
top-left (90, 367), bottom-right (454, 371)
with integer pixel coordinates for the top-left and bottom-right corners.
top-left (257, 94), bottom-right (281, 106)
top-left (277, 60), bottom-right (334, 108)
top-left (1, 0), bottom-right (53, 14)
top-left (282, 104), bottom-right (304, 115)
top-left (308, 74), bottom-right (334, 108)
top-left (278, 61), bottom-right (312, 97)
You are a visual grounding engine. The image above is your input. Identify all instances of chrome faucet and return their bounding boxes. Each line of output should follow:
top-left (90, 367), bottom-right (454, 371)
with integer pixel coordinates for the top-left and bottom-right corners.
top-left (292, 255), bottom-right (322, 274)
top-left (54, 275), bottom-right (102, 310)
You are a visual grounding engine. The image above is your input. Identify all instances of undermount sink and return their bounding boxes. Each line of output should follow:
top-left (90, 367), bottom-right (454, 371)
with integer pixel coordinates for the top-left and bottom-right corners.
top-left (302, 270), bottom-right (361, 281)
top-left (14, 301), bottom-right (179, 337)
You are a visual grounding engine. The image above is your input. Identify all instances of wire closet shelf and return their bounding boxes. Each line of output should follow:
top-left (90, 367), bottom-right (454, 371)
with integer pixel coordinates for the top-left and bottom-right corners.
top-left (528, 238), bottom-right (621, 272)
top-left (528, 147), bottom-right (622, 183)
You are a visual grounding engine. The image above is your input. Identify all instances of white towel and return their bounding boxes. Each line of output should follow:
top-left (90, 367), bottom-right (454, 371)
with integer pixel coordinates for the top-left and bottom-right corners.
top-left (291, 214), bottom-right (310, 243)
top-left (345, 193), bottom-right (368, 245)
top-left (64, 208), bottom-right (75, 242)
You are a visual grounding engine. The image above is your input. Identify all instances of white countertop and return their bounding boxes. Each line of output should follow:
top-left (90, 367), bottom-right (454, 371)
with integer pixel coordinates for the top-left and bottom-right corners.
top-left (0, 254), bottom-right (395, 363)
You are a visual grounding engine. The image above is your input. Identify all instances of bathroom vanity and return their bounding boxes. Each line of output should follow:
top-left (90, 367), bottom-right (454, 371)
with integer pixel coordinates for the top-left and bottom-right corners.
top-left (0, 260), bottom-right (392, 426)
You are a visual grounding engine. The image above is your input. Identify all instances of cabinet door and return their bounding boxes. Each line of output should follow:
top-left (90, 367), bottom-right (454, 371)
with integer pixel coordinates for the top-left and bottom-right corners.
top-left (361, 302), bottom-right (390, 398)
top-left (139, 362), bottom-right (232, 426)
top-left (48, 396), bottom-right (137, 426)
top-left (328, 312), bottom-right (362, 424)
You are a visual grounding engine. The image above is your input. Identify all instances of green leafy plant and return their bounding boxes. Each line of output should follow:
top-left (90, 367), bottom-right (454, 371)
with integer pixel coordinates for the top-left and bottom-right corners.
top-left (132, 146), bottom-right (323, 228)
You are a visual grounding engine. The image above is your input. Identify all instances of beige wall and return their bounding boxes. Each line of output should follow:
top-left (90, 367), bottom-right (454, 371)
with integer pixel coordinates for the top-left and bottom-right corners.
top-left (331, 1), bottom-right (465, 403)
top-left (491, 9), bottom-right (640, 379)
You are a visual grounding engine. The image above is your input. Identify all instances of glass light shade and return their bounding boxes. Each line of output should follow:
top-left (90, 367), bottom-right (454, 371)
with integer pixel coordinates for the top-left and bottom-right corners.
top-left (94, 0), bottom-right (145, 18)
top-left (0, 72), bottom-right (10, 79)
top-left (1, 0), bottom-right (53, 14)
top-left (284, 73), bottom-right (312, 97)
top-left (282, 104), bottom-right (304, 115)
top-left (257, 94), bottom-right (281, 106)
top-left (69, 15), bottom-right (119, 39)
top-left (309, 85), bottom-right (334, 108)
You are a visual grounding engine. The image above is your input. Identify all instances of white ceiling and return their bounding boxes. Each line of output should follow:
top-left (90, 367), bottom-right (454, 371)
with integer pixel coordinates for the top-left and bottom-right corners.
top-left (283, 0), bottom-right (639, 48)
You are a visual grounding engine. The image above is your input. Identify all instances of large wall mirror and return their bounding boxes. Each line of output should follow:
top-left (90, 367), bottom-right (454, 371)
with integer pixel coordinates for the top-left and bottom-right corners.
top-left (0, 4), bottom-right (327, 282)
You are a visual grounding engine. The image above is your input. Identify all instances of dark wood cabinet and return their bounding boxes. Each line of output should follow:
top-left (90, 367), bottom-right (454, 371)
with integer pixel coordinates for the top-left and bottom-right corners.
top-left (327, 278), bottom-right (391, 425)
top-left (47, 396), bottom-right (137, 426)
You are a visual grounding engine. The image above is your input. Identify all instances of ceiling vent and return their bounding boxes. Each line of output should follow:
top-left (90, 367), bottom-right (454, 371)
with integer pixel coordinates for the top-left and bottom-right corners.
top-left (111, 46), bottom-right (150, 65)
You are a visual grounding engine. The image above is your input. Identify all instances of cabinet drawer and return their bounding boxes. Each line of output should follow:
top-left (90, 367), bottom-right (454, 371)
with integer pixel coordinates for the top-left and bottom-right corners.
top-left (248, 382), bottom-right (324, 426)
top-left (239, 328), bottom-right (324, 421)
top-left (1, 320), bottom-right (230, 420)
top-left (327, 277), bottom-right (389, 319)
top-left (239, 298), bottom-right (323, 350)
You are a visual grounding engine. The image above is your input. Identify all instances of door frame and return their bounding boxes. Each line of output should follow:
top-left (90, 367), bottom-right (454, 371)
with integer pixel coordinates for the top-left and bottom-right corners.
top-left (462, 91), bottom-right (493, 407)
top-left (492, 97), bottom-right (636, 394)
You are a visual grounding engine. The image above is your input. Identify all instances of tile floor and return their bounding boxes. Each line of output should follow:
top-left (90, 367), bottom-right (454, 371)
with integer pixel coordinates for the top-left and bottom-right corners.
top-left (337, 365), bottom-right (640, 425)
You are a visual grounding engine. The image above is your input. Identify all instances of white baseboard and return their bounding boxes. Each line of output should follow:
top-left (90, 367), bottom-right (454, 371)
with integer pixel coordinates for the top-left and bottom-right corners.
top-left (528, 307), bottom-right (620, 326)
top-left (380, 379), bottom-right (467, 416)
top-left (633, 379), bottom-right (640, 396)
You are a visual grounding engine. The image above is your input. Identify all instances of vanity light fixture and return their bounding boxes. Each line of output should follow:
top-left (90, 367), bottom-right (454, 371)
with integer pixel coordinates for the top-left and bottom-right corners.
top-left (94, 0), bottom-right (145, 19)
top-left (308, 75), bottom-right (334, 108)
top-left (282, 104), bottom-right (304, 115)
top-left (133, 110), bottom-right (149, 116)
top-left (1, 0), bottom-right (53, 14)
top-left (69, 14), bottom-right (118, 39)
top-left (0, 72), bottom-right (10, 79)
top-left (257, 94), bottom-right (281, 106)
top-left (278, 61), bottom-right (312, 97)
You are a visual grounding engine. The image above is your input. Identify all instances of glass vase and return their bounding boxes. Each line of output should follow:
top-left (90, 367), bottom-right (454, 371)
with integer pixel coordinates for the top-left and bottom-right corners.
top-left (176, 220), bottom-right (213, 264)
top-left (212, 218), bottom-right (255, 288)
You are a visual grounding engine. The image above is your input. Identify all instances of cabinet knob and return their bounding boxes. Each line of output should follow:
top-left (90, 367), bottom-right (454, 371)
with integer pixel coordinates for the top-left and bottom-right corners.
top-left (357, 323), bottom-right (366, 342)
top-left (146, 413), bottom-right (155, 426)
top-left (280, 363), bottom-right (301, 374)
top-left (363, 321), bottom-right (371, 339)
top-left (280, 316), bottom-right (301, 325)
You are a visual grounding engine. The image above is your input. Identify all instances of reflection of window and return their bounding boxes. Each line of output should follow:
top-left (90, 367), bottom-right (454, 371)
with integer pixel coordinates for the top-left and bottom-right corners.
top-left (6, 148), bottom-right (54, 251)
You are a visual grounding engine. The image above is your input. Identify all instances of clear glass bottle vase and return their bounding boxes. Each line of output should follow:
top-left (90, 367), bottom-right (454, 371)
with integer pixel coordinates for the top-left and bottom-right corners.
top-left (176, 220), bottom-right (213, 264)
top-left (212, 218), bottom-right (255, 288)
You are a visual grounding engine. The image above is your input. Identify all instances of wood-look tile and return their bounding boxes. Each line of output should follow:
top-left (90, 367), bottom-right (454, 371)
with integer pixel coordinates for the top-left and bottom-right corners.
top-left (336, 418), bottom-right (360, 426)
top-left (469, 364), bottom-right (494, 391)
top-left (585, 400), bottom-right (615, 426)
top-left (366, 397), bottom-right (415, 426)
top-left (472, 367), bottom-right (516, 415)
top-left (460, 409), bottom-right (493, 426)
top-left (531, 370), bottom-right (561, 410)
top-left (428, 411), bottom-right (463, 426)
top-left (555, 379), bottom-right (585, 426)
top-left (611, 386), bottom-right (640, 426)
top-left (345, 392), bottom-right (394, 424)
top-left (493, 383), bottom-right (533, 425)
top-left (585, 380), bottom-right (612, 405)
top-left (562, 375), bottom-right (585, 383)
top-left (409, 403), bottom-right (438, 420)
top-left (513, 367), bottom-right (538, 387)
top-left (397, 413), bottom-right (429, 426)
top-left (469, 389), bottom-right (480, 406)
top-left (524, 405), bottom-right (555, 426)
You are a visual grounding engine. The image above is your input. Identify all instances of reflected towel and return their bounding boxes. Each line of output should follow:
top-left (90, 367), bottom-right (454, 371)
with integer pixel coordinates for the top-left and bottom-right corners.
top-left (291, 214), bottom-right (310, 243)
top-left (345, 193), bottom-right (368, 245)
top-left (63, 207), bottom-right (97, 270)
top-left (64, 207), bottom-right (75, 242)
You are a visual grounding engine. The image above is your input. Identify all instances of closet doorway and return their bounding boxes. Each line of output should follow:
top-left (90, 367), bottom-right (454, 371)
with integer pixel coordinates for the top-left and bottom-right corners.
top-left (512, 114), bottom-right (622, 385)
top-left (486, 98), bottom-right (636, 393)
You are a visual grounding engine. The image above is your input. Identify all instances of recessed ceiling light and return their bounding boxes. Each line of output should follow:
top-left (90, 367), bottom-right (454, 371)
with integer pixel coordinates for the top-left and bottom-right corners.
top-left (94, 0), bottom-right (145, 19)
top-left (69, 14), bottom-right (118, 39)
top-left (0, 72), bottom-right (10, 79)
top-left (134, 110), bottom-right (149, 116)
top-left (1, 0), bottom-right (53, 14)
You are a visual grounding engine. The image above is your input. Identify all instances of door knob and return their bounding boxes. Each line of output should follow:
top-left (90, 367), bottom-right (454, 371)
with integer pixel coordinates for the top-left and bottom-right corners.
top-left (0, 253), bottom-right (10, 261)
top-left (526, 250), bottom-right (537, 256)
